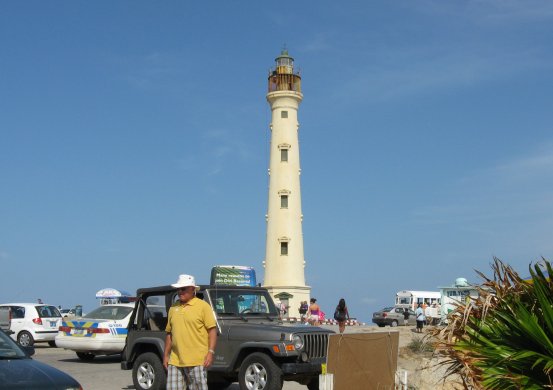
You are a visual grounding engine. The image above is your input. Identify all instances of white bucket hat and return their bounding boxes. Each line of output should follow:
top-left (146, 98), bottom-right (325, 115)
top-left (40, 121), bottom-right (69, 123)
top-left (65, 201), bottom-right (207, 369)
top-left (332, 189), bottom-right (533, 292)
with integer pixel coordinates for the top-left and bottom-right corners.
top-left (171, 274), bottom-right (199, 290)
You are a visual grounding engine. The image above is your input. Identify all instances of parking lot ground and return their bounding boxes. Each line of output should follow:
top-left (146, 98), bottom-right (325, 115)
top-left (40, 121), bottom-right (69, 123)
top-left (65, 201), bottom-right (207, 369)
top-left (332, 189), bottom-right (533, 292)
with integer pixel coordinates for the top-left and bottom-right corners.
top-left (32, 345), bottom-right (308, 390)
top-left (32, 325), bottom-right (391, 389)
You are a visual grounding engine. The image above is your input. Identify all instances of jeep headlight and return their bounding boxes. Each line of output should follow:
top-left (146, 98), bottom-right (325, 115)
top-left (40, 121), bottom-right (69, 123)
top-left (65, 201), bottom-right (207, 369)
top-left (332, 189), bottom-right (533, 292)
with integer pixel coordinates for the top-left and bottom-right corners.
top-left (292, 334), bottom-right (304, 350)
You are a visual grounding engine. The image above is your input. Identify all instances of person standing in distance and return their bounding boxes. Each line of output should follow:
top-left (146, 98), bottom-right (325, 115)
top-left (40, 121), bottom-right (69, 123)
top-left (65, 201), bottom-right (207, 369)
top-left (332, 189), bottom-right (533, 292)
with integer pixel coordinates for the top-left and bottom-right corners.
top-left (334, 298), bottom-right (350, 334)
top-left (415, 303), bottom-right (425, 333)
top-left (308, 298), bottom-right (321, 326)
top-left (163, 274), bottom-right (217, 390)
top-left (403, 308), bottom-right (410, 326)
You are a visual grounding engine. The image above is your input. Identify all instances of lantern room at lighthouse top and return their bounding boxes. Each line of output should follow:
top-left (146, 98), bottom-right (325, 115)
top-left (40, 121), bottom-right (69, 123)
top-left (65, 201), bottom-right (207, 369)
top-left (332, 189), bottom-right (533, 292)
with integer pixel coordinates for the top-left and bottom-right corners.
top-left (268, 49), bottom-right (302, 94)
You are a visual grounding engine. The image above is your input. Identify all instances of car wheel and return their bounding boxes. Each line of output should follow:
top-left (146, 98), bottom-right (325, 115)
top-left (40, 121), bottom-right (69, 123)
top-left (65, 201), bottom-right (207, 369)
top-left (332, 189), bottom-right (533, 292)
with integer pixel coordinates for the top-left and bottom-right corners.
top-left (306, 377), bottom-right (319, 390)
top-left (133, 352), bottom-right (166, 390)
top-left (76, 352), bottom-right (95, 361)
top-left (239, 352), bottom-right (282, 390)
top-left (48, 341), bottom-right (57, 347)
top-left (17, 331), bottom-right (34, 347)
top-left (391, 320), bottom-right (398, 327)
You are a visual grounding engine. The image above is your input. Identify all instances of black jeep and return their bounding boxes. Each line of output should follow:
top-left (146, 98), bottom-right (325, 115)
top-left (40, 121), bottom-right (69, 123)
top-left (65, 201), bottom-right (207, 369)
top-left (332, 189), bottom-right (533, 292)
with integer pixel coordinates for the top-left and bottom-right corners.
top-left (121, 284), bottom-right (333, 390)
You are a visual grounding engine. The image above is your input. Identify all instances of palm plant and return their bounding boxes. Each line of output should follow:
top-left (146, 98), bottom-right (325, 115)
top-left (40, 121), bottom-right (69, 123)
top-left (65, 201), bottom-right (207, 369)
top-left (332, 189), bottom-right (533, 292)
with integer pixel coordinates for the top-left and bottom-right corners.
top-left (434, 257), bottom-right (553, 389)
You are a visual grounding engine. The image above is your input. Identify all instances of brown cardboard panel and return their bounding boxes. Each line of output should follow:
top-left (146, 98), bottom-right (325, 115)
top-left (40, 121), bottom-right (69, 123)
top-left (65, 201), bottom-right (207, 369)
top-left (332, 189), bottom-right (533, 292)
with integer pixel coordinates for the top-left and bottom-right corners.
top-left (326, 332), bottom-right (399, 390)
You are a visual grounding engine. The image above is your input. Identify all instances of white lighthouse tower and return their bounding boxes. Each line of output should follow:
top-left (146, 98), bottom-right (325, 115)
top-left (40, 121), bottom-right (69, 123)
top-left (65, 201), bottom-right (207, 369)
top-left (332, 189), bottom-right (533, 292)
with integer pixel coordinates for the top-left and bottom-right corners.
top-left (263, 50), bottom-right (310, 318)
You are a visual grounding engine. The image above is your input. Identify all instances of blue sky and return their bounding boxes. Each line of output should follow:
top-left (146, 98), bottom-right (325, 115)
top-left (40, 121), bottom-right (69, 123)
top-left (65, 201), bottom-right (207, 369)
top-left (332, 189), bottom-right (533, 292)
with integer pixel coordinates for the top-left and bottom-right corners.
top-left (1, 1), bottom-right (552, 323)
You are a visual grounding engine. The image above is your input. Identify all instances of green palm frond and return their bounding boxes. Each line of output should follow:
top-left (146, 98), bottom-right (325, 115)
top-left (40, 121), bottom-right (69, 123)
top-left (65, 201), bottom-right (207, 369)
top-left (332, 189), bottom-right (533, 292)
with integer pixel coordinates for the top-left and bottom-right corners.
top-left (433, 257), bottom-right (553, 389)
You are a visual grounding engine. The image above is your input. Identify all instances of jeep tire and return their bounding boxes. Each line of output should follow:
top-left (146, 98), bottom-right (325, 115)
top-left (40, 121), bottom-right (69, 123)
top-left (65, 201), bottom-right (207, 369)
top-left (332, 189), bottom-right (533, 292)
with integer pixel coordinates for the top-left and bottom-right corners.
top-left (306, 377), bottom-right (319, 390)
top-left (238, 352), bottom-right (283, 390)
top-left (133, 352), bottom-right (166, 390)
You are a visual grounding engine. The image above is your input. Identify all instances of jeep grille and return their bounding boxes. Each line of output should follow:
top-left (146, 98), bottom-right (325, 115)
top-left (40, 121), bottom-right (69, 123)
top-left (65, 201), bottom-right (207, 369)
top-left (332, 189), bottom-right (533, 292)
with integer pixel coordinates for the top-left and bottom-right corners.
top-left (301, 333), bottom-right (329, 359)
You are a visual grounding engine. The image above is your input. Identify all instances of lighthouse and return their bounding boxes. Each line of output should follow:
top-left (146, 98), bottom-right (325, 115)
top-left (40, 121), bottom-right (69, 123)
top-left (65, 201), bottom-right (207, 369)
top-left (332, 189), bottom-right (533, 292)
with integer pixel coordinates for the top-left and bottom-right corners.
top-left (263, 50), bottom-right (310, 318)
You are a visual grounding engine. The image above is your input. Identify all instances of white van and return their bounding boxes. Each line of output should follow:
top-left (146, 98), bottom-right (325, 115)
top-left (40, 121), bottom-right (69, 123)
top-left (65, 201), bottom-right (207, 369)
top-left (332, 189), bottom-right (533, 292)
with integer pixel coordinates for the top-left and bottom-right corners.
top-left (395, 290), bottom-right (441, 311)
top-left (0, 303), bottom-right (62, 346)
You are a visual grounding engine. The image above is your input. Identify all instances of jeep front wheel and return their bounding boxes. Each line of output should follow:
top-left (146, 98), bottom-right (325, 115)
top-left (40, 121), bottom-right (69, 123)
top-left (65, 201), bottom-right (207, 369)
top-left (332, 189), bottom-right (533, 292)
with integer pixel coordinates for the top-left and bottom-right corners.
top-left (307, 377), bottom-right (321, 390)
top-left (133, 352), bottom-right (166, 390)
top-left (239, 352), bottom-right (283, 390)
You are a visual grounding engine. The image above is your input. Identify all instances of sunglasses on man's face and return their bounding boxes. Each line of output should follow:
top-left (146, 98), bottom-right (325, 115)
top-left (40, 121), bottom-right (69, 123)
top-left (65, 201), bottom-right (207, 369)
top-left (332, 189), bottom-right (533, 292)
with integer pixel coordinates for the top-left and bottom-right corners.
top-left (177, 288), bottom-right (193, 293)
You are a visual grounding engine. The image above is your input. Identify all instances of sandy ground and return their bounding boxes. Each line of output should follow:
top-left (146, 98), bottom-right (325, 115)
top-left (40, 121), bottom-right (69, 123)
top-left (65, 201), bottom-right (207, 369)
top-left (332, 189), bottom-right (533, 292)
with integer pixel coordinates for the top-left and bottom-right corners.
top-left (321, 324), bottom-right (463, 389)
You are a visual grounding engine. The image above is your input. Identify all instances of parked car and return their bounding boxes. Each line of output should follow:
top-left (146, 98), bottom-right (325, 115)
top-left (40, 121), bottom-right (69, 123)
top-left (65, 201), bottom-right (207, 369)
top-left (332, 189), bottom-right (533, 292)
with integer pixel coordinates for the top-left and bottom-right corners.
top-left (0, 303), bottom-right (62, 347)
top-left (55, 303), bottom-right (134, 360)
top-left (0, 329), bottom-right (82, 389)
top-left (372, 306), bottom-right (416, 327)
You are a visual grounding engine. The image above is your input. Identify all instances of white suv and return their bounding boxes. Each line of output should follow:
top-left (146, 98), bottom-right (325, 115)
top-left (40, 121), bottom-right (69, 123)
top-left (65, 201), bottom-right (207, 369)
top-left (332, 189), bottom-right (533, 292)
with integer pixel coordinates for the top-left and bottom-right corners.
top-left (0, 303), bottom-right (62, 346)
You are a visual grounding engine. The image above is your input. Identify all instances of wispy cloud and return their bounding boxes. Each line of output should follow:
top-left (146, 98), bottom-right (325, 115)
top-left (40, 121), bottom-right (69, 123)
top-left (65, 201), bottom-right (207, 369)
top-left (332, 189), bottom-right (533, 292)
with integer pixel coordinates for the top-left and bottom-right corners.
top-left (417, 0), bottom-right (553, 24)
top-left (410, 143), bottom-right (553, 231)
top-left (338, 44), bottom-right (550, 102)
top-left (206, 127), bottom-right (252, 157)
top-left (467, 0), bottom-right (553, 23)
top-left (360, 297), bottom-right (378, 305)
top-left (175, 127), bottom-right (253, 179)
top-left (493, 146), bottom-right (553, 179)
top-left (326, 0), bottom-right (553, 102)
top-left (300, 33), bottom-right (333, 53)
top-left (107, 51), bottom-right (188, 91)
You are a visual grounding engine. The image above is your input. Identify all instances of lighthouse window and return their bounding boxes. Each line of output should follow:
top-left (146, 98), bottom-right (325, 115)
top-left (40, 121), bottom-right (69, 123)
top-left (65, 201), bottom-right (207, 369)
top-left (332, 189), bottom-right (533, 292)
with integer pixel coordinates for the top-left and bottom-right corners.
top-left (280, 149), bottom-right (288, 162)
top-left (280, 195), bottom-right (288, 208)
top-left (280, 242), bottom-right (288, 256)
top-left (281, 110), bottom-right (288, 118)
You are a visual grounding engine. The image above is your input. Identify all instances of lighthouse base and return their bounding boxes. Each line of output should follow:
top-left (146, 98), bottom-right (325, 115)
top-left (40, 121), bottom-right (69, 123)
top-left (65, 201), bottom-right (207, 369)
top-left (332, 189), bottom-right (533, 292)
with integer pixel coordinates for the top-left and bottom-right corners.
top-left (264, 285), bottom-right (311, 320)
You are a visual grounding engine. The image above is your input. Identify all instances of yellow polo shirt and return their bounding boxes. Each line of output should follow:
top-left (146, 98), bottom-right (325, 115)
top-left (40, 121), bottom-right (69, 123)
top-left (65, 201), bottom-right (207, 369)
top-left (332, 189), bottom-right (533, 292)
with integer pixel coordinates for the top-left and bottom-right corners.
top-left (165, 297), bottom-right (216, 367)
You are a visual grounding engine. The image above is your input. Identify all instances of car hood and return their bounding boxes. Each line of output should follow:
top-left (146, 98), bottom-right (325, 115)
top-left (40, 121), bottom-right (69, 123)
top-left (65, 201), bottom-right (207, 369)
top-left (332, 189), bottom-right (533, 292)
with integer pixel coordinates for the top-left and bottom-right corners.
top-left (0, 358), bottom-right (80, 388)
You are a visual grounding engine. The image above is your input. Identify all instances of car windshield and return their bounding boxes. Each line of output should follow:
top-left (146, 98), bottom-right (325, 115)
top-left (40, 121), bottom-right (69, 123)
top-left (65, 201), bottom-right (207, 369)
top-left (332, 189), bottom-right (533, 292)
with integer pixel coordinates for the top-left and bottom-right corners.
top-left (382, 307), bottom-right (395, 312)
top-left (208, 289), bottom-right (278, 316)
top-left (36, 305), bottom-right (61, 318)
top-left (84, 306), bottom-right (133, 320)
top-left (0, 331), bottom-right (26, 359)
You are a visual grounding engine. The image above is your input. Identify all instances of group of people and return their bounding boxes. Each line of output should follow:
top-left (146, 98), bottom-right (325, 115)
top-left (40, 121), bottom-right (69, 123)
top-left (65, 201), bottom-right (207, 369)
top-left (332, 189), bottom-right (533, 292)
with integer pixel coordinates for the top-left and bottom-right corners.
top-left (298, 297), bottom-right (351, 334)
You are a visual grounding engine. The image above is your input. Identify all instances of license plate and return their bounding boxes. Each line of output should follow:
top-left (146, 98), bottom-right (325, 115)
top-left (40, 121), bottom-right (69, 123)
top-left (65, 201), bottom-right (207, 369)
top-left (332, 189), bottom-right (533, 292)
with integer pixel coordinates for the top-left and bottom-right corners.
top-left (73, 329), bottom-right (84, 335)
top-left (50, 321), bottom-right (57, 327)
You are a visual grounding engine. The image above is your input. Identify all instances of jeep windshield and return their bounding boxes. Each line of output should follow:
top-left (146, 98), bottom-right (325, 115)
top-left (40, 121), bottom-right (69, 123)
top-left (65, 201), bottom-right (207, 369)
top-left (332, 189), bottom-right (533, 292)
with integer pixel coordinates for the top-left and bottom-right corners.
top-left (207, 288), bottom-right (278, 317)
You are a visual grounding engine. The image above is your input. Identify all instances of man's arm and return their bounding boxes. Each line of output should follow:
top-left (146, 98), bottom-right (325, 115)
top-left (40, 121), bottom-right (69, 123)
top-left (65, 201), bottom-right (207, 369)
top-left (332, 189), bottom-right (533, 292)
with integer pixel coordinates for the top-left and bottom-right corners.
top-left (163, 332), bottom-right (172, 370)
top-left (203, 327), bottom-right (217, 368)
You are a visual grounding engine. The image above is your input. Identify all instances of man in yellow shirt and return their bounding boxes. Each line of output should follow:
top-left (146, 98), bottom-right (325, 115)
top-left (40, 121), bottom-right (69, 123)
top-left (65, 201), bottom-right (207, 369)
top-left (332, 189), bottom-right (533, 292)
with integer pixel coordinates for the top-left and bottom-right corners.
top-left (163, 274), bottom-right (217, 390)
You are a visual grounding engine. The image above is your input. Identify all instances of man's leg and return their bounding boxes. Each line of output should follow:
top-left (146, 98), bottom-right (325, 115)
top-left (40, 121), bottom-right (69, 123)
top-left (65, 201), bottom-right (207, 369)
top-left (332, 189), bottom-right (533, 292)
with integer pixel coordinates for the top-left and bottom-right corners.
top-left (167, 365), bottom-right (186, 390)
top-left (184, 366), bottom-right (208, 390)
